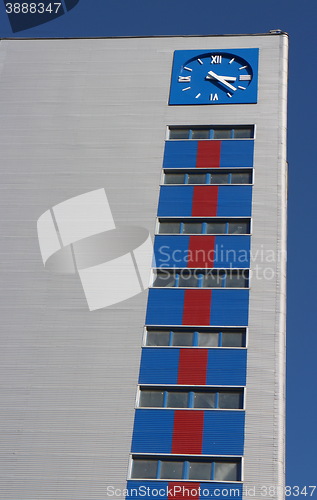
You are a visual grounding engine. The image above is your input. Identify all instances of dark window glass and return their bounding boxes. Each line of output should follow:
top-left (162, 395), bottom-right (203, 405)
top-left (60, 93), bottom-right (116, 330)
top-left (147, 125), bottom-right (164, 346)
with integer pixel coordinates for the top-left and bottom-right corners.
top-left (203, 272), bottom-right (223, 288)
top-left (164, 173), bottom-right (185, 184)
top-left (160, 460), bottom-right (183, 479)
top-left (146, 330), bottom-right (170, 346)
top-left (172, 331), bottom-right (194, 346)
top-left (178, 272), bottom-right (199, 287)
top-left (167, 391), bottom-right (188, 408)
top-left (139, 390), bottom-right (164, 408)
top-left (188, 461), bottom-right (212, 480)
top-left (169, 129), bottom-right (190, 139)
top-left (131, 459), bottom-right (157, 479)
top-left (233, 127), bottom-right (254, 138)
top-left (209, 173), bottom-right (228, 184)
top-left (226, 272), bottom-right (248, 288)
top-left (159, 222), bottom-right (180, 234)
top-left (187, 174), bottom-right (206, 184)
top-left (231, 172), bottom-right (252, 184)
top-left (222, 331), bottom-right (245, 347)
top-left (206, 222), bottom-right (226, 234)
top-left (194, 392), bottom-right (216, 409)
top-left (183, 222), bottom-right (202, 234)
top-left (228, 221), bottom-right (250, 234)
top-left (153, 271), bottom-right (175, 287)
top-left (214, 461), bottom-right (239, 481)
top-left (218, 391), bottom-right (243, 409)
top-left (198, 332), bottom-right (218, 347)
top-left (214, 128), bottom-right (231, 139)
top-left (191, 129), bottom-right (210, 139)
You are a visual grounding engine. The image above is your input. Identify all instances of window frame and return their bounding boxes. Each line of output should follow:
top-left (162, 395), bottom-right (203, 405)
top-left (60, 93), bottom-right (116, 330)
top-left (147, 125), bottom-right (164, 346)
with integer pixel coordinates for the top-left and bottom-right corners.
top-left (143, 327), bottom-right (248, 349)
top-left (162, 168), bottom-right (254, 186)
top-left (151, 268), bottom-right (249, 289)
top-left (137, 385), bottom-right (245, 410)
top-left (166, 125), bottom-right (255, 141)
top-left (157, 218), bottom-right (252, 235)
top-left (129, 454), bottom-right (242, 482)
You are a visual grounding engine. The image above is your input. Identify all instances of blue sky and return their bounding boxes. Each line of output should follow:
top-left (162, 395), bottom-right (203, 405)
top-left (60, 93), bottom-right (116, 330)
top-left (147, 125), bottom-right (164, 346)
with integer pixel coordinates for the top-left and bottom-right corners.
top-left (0, 0), bottom-right (316, 490)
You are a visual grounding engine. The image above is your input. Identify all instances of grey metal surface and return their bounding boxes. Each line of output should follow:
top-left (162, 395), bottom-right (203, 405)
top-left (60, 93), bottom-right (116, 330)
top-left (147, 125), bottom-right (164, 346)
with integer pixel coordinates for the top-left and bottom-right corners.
top-left (0, 34), bottom-right (287, 499)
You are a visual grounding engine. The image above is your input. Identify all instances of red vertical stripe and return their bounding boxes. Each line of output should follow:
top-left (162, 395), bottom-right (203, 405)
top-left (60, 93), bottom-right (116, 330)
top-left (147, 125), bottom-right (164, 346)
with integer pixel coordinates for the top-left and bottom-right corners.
top-left (196, 141), bottom-right (221, 168)
top-left (177, 348), bottom-right (208, 385)
top-left (182, 289), bottom-right (212, 325)
top-left (172, 410), bottom-right (204, 454)
top-left (192, 185), bottom-right (218, 216)
top-left (187, 235), bottom-right (215, 268)
top-left (168, 482), bottom-right (201, 499)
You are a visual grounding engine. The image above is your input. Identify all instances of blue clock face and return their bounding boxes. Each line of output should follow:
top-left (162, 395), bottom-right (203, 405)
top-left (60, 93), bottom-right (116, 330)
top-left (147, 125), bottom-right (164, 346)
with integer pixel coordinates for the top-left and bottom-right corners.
top-left (169, 49), bottom-right (259, 105)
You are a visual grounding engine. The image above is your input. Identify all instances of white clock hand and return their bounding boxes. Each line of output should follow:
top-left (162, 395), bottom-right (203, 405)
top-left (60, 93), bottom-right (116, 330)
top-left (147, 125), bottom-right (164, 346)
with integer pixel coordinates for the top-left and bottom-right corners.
top-left (206, 75), bottom-right (237, 82)
top-left (206, 70), bottom-right (237, 91)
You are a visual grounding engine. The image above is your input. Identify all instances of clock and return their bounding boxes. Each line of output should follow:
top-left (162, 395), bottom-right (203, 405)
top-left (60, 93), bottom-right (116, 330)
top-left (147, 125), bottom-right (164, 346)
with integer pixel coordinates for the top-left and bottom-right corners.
top-left (169, 48), bottom-right (258, 105)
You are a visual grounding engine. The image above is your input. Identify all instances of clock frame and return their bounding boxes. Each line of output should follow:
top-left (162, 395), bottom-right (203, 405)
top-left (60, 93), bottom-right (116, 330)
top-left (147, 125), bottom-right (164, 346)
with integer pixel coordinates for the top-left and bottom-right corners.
top-left (169, 48), bottom-right (259, 105)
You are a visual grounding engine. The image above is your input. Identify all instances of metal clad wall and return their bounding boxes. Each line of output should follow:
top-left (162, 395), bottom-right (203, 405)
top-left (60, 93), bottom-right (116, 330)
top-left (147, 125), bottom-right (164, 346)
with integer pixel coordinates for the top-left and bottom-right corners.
top-left (0, 34), bottom-right (287, 499)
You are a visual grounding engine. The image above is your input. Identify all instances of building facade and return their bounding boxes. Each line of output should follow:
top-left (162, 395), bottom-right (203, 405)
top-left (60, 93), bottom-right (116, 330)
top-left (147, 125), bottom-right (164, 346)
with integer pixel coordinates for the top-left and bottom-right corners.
top-left (0, 33), bottom-right (288, 499)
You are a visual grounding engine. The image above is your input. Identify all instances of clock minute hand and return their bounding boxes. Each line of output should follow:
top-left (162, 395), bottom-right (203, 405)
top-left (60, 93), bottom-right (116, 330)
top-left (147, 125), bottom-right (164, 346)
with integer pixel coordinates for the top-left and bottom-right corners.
top-left (206, 70), bottom-right (237, 91)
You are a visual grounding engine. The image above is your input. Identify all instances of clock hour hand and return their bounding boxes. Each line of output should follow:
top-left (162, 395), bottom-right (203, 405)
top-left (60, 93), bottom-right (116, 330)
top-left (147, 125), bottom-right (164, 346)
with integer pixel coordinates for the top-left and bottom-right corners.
top-left (206, 75), bottom-right (237, 82)
top-left (206, 70), bottom-right (237, 91)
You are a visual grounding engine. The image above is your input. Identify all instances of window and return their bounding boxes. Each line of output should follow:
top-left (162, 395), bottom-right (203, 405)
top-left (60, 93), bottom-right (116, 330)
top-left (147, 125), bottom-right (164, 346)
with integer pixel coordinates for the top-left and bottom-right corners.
top-left (138, 387), bottom-right (244, 409)
top-left (168, 125), bottom-right (254, 140)
top-left (163, 169), bottom-right (253, 185)
top-left (131, 456), bottom-right (241, 481)
top-left (152, 269), bottom-right (249, 289)
top-left (158, 218), bottom-right (250, 235)
top-left (145, 328), bottom-right (246, 348)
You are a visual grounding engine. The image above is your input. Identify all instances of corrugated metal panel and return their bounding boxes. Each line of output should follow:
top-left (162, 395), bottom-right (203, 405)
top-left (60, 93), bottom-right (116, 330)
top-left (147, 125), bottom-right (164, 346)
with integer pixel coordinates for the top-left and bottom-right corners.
top-left (154, 235), bottom-right (190, 268)
top-left (172, 410), bottom-right (204, 454)
top-left (158, 185), bottom-right (252, 217)
top-left (220, 140), bottom-right (254, 168)
top-left (131, 409), bottom-right (244, 456)
top-left (206, 349), bottom-right (247, 386)
top-left (177, 349), bottom-right (208, 385)
top-left (131, 410), bottom-right (174, 453)
top-left (139, 348), bottom-right (179, 384)
top-left (215, 235), bottom-right (251, 268)
top-left (126, 482), bottom-right (169, 499)
top-left (163, 141), bottom-right (198, 169)
top-left (158, 186), bottom-right (194, 216)
top-left (146, 289), bottom-right (249, 326)
top-left (153, 235), bottom-right (250, 268)
top-left (217, 186), bottom-right (252, 217)
top-left (139, 348), bottom-right (246, 386)
top-left (163, 140), bottom-right (254, 169)
top-left (146, 289), bottom-right (185, 325)
top-left (210, 290), bottom-right (249, 326)
top-left (202, 411), bottom-right (245, 455)
top-left (126, 482), bottom-right (243, 500)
